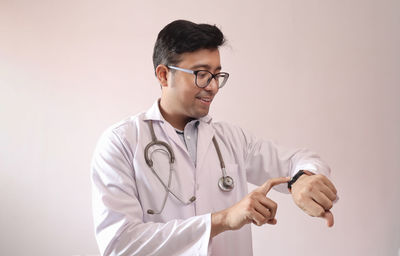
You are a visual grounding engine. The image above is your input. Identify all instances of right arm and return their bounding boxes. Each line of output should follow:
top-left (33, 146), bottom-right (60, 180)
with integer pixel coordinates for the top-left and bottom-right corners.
top-left (210, 177), bottom-right (290, 238)
top-left (91, 130), bottom-right (211, 256)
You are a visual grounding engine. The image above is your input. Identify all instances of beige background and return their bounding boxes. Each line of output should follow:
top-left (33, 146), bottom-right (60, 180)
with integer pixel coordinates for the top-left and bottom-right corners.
top-left (1, 0), bottom-right (399, 255)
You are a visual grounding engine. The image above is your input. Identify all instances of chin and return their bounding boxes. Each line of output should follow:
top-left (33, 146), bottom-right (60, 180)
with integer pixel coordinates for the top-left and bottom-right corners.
top-left (191, 110), bottom-right (209, 119)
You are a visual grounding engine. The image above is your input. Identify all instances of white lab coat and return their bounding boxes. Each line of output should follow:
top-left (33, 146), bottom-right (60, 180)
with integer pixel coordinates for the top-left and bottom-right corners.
top-left (91, 100), bottom-right (331, 256)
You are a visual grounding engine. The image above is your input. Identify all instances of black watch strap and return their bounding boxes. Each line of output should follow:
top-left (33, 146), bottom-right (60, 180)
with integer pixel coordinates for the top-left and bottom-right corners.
top-left (288, 170), bottom-right (306, 189)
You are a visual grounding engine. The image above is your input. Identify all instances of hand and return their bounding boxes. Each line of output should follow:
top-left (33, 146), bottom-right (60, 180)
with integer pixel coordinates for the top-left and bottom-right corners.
top-left (211, 176), bottom-right (290, 237)
top-left (291, 173), bottom-right (338, 227)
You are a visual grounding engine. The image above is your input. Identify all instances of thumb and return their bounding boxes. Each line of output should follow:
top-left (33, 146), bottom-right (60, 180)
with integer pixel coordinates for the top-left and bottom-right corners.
top-left (258, 176), bottom-right (291, 195)
top-left (323, 210), bottom-right (334, 227)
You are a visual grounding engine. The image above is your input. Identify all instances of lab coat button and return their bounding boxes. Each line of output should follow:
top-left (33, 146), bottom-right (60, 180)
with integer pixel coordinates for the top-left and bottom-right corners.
top-left (186, 136), bottom-right (191, 140)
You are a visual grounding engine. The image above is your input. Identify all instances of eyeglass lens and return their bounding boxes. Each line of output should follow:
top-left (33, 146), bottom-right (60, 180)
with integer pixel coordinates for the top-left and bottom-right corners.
top-left (195, 71), bottom-right (228, 88)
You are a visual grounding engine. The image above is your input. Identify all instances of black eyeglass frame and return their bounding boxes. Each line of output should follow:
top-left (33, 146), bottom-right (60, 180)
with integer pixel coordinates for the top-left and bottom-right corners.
top-left (168, 66), bottom-right (229, 89)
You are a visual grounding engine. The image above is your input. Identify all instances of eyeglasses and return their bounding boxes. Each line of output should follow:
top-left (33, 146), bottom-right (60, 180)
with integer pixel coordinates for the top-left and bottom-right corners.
top-left (168, 66), bottom-right (229, 89)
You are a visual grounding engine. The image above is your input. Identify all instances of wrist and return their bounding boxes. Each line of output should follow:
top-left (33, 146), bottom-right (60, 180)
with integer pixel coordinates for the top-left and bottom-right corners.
top-left (211, 210), bottom-right (228, 238)
top-left (288, 170), bottom-right (314, 191)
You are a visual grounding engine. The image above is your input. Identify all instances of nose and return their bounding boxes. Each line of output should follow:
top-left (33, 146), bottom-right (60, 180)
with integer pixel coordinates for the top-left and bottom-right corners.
top-left (203, 77), bottom-right (219, 92)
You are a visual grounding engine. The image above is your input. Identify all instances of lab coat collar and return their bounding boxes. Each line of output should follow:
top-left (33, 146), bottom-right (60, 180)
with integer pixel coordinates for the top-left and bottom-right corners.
top-left (143, 99), bottom-right (213, 125)
top-left (143, 99), bottom-right (165, 122)
top-left (143, 99), bottom-right (215, 169)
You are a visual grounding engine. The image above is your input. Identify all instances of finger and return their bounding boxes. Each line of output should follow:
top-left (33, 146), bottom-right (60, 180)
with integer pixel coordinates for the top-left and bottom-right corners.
top-left (319, 183), bottom-right (337, 202)
top-left (301, 198), bottom-right (326, 217)
top-left (253, 200), bottom-right (272, 220)
top-left (323, 210), bottom-right (334, 227)
top-left (318, 175), bottom-right (337, 195)
top-left (311, 191), bottom-right (333, 211)
top-left (258, 196), bottom-right (278, 220)
top-left (258, 176), bottom-right (291, 195)
top-left (251, 209), bottom-right (268, 226)
top-left (306, 176), bottom-right (337, 202)
top-left (266, 218), bottom-right (277, 225)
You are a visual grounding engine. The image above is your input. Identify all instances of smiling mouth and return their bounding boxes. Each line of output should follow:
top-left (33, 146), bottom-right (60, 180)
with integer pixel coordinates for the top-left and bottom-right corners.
top-left (196, 96), bottom-right (212, 103)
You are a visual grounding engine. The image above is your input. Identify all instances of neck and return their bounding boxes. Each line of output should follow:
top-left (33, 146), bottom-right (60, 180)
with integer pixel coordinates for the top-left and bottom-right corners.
top-left (159, 99), bottom-right (191, 131)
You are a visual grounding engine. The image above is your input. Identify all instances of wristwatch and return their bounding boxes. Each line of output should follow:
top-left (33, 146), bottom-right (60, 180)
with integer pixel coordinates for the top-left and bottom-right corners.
top-left (288, 170), bottom-right (313, 190)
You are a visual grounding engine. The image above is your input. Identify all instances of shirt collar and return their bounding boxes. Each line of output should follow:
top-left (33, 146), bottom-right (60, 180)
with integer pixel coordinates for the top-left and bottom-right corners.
top-left (143, 99), bottom-right (213, 124)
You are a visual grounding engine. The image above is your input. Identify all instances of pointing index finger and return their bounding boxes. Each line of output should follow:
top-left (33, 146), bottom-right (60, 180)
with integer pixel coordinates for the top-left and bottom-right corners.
top-left (259, 177), bottom-right (291, 195)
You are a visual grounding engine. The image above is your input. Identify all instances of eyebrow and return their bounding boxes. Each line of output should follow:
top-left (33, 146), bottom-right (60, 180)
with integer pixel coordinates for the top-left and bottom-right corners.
top-left (190, 64), bottom-right (222, 72)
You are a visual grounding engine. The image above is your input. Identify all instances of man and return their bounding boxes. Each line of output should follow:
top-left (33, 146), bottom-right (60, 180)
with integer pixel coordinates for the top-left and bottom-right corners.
top-left (91, 20), bottom-right (338, 256)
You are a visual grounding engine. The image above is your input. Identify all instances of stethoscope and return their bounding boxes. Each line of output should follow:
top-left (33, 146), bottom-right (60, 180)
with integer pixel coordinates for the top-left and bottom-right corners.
top-left (144, 120), bottom-right (234, 215)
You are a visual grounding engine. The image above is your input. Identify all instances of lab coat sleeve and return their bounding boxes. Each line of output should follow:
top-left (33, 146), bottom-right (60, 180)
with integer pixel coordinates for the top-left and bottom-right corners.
top-left (239, 127), bottom-right (331, 193)
top-left (91, 129), bottom-right (211, 256)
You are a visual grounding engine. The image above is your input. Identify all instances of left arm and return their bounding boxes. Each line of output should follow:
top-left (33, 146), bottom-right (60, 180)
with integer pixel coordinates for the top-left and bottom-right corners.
top-left (289, 170), bottom-right (338, 227)
top-left (236, 127), bottom-right (338, 226)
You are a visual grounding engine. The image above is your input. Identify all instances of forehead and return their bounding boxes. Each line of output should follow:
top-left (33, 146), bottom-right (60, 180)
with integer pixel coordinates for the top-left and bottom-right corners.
top-left (177, 49), bottom-right (221, 70)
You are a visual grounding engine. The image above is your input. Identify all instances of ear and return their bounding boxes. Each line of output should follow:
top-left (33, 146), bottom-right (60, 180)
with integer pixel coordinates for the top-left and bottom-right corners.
top-left (155, 65), bottom-right (169, 88)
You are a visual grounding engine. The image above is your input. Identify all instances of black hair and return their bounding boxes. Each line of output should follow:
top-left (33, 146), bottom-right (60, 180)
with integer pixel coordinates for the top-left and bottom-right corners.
top-left (152, 20), bottom-right (225, 73)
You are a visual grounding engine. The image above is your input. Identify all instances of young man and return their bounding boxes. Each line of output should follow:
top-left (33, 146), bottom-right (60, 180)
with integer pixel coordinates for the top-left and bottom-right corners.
top-left (91, 20), bottom-right (338, 256)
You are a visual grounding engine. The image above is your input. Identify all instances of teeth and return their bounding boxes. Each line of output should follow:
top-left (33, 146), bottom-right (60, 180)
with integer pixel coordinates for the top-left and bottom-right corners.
top-left (199, 97), bottom-right (211, 102)
top-left (196, 96), bottom-right (212, 102)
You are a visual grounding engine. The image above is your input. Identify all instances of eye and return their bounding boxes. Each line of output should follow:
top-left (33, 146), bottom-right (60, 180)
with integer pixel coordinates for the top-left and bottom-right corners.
top-left (196, 71), bottom-right (209, 79)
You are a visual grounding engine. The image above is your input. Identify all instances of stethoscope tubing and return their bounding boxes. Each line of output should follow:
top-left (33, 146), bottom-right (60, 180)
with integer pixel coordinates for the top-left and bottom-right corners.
top-left (144, 120), bottom-right (233, 214)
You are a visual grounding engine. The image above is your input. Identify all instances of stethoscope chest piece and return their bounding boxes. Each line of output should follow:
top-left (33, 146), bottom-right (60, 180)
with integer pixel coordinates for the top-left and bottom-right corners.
top-left (218, 175), bottom-right (234, 192)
